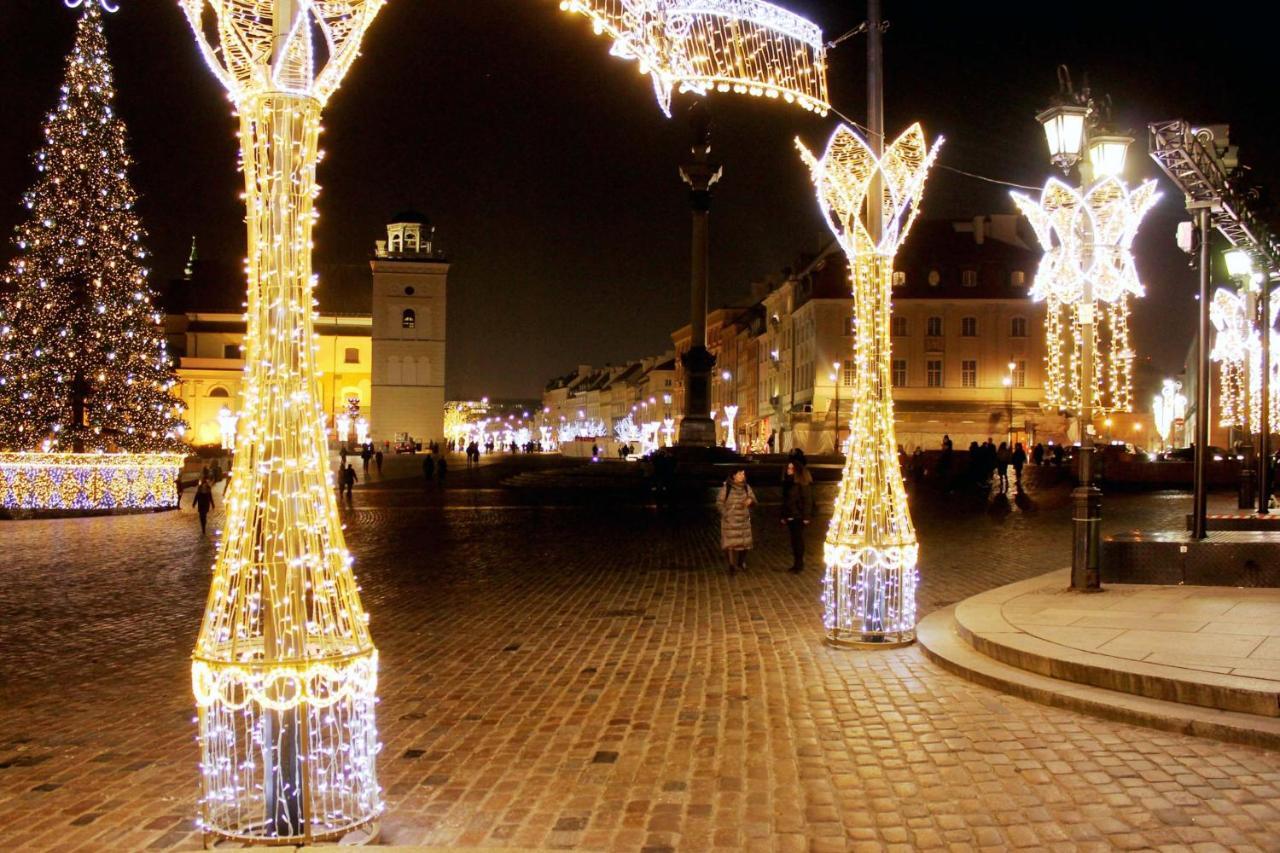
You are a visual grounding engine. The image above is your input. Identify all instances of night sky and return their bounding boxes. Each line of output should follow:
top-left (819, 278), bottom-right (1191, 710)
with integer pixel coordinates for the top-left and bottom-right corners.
top-left (0, 1), bottom-right (1274, 400)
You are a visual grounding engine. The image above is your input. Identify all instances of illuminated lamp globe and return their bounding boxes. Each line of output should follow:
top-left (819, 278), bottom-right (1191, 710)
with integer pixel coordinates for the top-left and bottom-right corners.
top-left (1088, 133), bottom-right (1133, 179)
top-left (1225, 249), bottom-right (1254, 280)
top-left (1036, 103), bottom-right (1089, 171)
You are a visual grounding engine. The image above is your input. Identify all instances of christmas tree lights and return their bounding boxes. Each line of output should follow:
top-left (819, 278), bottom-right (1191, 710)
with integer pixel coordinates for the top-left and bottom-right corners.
top-left (796, 123), bottom-right (940, 647)
top-left (178, 0), bottom-right (386, 843)
top-left (560, 0), bottom-right (828, 117)
top-left (0, 2), bottom-right (185, 461)
top-left (1010, 177), bottom-right (1159, 415)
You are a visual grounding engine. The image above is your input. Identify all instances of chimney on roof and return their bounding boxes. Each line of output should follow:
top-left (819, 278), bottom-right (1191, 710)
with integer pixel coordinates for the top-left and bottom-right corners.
top-left (973, 216), bottom-right (985, 245)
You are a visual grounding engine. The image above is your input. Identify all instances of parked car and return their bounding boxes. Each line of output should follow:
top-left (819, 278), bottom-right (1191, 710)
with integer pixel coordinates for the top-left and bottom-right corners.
top-left (1161, 445), bottom-right (1231, 462)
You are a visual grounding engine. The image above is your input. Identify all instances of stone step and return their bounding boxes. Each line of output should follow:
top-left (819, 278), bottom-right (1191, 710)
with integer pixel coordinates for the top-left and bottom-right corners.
top-left (950, 573), bottom-right (1280, 718)
top-left (918, 606), bottom-right (1280, 751)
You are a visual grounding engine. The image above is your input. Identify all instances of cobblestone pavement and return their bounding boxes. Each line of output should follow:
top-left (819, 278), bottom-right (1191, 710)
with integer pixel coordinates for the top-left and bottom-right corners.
top-left (2, 461), bottom-right (1279, 851)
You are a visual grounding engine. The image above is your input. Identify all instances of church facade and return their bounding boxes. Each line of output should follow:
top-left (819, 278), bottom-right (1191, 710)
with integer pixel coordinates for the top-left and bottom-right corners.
top-left (169, 214), bottom-right (449, 447)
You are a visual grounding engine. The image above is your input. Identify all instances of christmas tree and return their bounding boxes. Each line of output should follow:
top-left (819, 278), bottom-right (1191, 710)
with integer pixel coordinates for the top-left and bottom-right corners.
top-left (0, 2), bottom-right (184, 454)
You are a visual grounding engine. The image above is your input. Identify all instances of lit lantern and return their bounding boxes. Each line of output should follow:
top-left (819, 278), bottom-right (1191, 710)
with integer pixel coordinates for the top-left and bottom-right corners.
top-left (1087, 133), bottom-right (1133, 179)
top-left (1036, 103), bottom-right (1089, 172)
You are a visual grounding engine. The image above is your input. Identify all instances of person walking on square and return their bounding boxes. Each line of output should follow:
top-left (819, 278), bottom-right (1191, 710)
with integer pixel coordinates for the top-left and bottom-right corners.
top-left (437, 454), bottom-right (448, 486)
top-left (374, 449), bottom-right (383, 476)
top-left (781, 460), bottom-right (814, 573)
top-left (192, 476), bottom-right (215, 535)
top-left (341, 463), bottom-right (357, 506)
top-left (423, 452), bottom-right (435, 486)
top-left (996, 441), bottom-right (1012, 492)
top-left (1012, 442), bottom-right (1027, 489)
top-left (717, 468), bottom-right (756, 574)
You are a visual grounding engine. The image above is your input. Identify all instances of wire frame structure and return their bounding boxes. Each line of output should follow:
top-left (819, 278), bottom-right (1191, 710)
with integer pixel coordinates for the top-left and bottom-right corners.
top-left (559, 0), bottom-right (828, 117)
top-left (796, 123), bottom-right (941, 647)
top-left (1010, 177), bottom-right (1159, 416)
top-left (1210, 285), bottom-right (1280, 432)
top-left (178, 0), bottom-right (386, 844)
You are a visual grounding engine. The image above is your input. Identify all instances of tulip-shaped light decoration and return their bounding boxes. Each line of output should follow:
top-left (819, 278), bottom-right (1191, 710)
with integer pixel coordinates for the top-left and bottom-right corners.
top-left (1210, 285), bottom-right (1280, 432)
top-left (179, 0), bottom-right (386, 844)
top-left (1011, 177), bottom-right (1159, 416)
top-left (796, 123), bottom-right (941, 646)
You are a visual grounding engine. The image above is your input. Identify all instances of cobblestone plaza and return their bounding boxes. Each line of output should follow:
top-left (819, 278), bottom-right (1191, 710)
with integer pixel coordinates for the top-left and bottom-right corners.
top-left (2, 461), bottom-right (1279, 851)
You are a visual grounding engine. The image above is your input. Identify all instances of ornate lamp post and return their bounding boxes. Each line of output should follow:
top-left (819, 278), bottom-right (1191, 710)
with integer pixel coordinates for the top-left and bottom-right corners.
top-left (1011, 68), bottom-right (1159, 591)
top-left (179, 0), bottom-right (386, 844)
top-left (797, 123), bottom-right (941, 647)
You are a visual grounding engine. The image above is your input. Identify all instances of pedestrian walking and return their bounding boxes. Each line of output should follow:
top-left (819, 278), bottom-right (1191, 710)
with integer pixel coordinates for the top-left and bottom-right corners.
top-left (437, 454), bottom-right (448, 485)
top-left (781, 460), bottom-right (814, 573)
top-left (374, 449), bottom-right (383, 476)
top-left (339, 446), bottom-right (348, 468)
top-left (361, 446), bottom-right (371, 475)
top-left (423, 452), bottom-right (435, 485)
top-left (192, 475), bottom-right (215, 535)
top-left (1032, 442), bottom-right (1044, 466)
top-left (210, 460), bottom-right (223, 485)
top-left (342, 463), bottom-right (357, 505)
top-left (766, 429), bottom-right (776, 454)
top-left (1012, 442), bottom-right (1027, 488)
top-left (717, 468), bottom-right (756, 574)
top-left (996, 441), bottom-right (1011, 492)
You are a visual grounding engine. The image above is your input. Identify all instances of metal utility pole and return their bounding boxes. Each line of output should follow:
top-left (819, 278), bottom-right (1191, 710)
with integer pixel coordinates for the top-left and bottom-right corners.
top-left (677, 102), bottom-right (722, 447)
top-left (1261, 279), bottom-right (1271, 514)
top-left (1193, 205), bottom-right (1212, 539)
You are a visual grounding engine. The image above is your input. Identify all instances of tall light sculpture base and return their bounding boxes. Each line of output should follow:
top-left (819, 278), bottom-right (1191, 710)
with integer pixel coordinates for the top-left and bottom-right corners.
top-left (797, 124), bottom-right (940, 648)
top-left (179, 0), bottom-right (387, 844)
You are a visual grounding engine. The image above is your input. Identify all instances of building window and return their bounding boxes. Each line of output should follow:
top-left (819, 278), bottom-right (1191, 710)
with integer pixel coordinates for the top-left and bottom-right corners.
top-left (842, 359), bottom-right (854, 387)
top-left (891, 316), bottom-right (907, 337)
top-left (891, 359), bottom-right (907, 387)
top-left (928, 269), bottom-right (941, 287)
top-left (1011, 317), bottom-right (1028, 338)
top-left (962, 269), bottom-right (978, 287)
top-left (1012, 270), bottom-right (1026, 287)
top-left (892, 271), bottom-right (906, 287)
top-left (961, 359), bottom-right (977, 388)
top-left (961, 316), bottom-right (977, 337)
top-left (344, 347), bottom-right (360, 364)
top-left (926, 316), bottom-right (943, 337)
top-left (1014, 360), bottom-right (1027, 388)
top-left (926, 359), bottom-right (943, 387)
top-left (223, 343), bottom-right (239, 359)
top-left (401, 308), bottom-right (416, 329)
top-left (208, 386), bottom-right (230, 398)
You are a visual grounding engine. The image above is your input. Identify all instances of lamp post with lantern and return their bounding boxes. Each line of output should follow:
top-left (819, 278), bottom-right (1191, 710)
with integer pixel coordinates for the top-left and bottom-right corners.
top-left (1011, 65), bottom-right (1160, 591)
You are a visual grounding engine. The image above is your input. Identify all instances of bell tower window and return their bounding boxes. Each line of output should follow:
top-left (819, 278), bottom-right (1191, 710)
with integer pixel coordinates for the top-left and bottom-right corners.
top-left (401, 309), bottom-right (416, 329)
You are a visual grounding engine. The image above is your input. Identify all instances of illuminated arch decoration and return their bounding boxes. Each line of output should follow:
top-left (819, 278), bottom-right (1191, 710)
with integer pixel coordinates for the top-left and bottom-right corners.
top-left (560, 0), bottom-right (829, 116)
top-left (796, 123), bottom-right (941, 647)
top-left (1010, 177), bottom-right (1160, 416)
top-left (1210, 285), bottom-right (1280, 432)
top-left (178, 0), bottom-right (386, 844)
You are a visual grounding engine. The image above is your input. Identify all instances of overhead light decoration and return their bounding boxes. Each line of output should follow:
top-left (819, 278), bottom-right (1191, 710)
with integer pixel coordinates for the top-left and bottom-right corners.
top-left (1011, 177), bottom-right (1160, 416)
top-left (560, 0), bottom-right (829, 117)
top-left (796, 123), bottom-right (941, 647)
top-left (1210, 285), bottom-right (1280, 432)
top-left (178, 0), bottom-right (386, 844)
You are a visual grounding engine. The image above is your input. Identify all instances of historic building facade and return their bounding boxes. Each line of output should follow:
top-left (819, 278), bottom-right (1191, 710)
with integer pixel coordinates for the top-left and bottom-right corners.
top-left (171, 213), bottom-right (449, 447)
top-left (545, 215), bottom-right (1071, 453)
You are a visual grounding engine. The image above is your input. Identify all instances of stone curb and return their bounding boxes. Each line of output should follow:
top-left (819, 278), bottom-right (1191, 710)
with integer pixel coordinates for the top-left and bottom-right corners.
top-left (918, 605), bottom-right (1280, 752)
top-left (953, 568), bottom-right (1280, 718)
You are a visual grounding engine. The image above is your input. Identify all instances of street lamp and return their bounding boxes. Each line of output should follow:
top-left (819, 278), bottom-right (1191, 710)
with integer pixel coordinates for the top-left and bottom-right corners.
top-left (1012, 66), bottom-right (1159, 592)
top-left (1002, 373), bottom-right (1014, 445)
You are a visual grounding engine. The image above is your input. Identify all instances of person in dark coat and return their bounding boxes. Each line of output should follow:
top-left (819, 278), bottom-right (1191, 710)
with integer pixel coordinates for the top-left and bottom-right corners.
top-left (374, 449), bottom-right (383, 475)
top-left (341, 463), bottom-right (357, 505)
top-left (717, 468), bottom-right (756, 574)
top-left (996, 442), bottom-right (1012, 492)
top-left (781, 461), bottom-right (814, 573)
top-left (192, 476), bottom-right (215, 535)
top-left (1012, 442), bottom-right (1028, 488)
top-left (436, 454), bottom-right (448, 485)
top-left (423, 452), bottom-right (436, 486)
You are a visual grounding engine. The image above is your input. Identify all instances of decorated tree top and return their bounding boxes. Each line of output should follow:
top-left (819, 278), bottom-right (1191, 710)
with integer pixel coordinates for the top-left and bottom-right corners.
top-left (0, 1), bottom-right (185, 453)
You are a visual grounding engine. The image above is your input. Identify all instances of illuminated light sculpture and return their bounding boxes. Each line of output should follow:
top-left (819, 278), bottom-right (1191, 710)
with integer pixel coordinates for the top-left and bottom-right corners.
top-left (0, 451), bottom-right (183, 511)
top-left (1210, 285), bottom-right (1280, 432)
top-left (1152, 379), bottom-right (1186, 451)
top-left (722, 403), bottom-right (738, 451)
top-left (662, 417), bottom-right (675, 446)
top-left (796, 123), bottom-right (941, 647)
top-left (217, 406), bottom-right (238, 451)
top-left (178, 0), bottom-right (386, 844)
top-left (614, 413), bottom-right (644, 446)
top-left (354, 415), bottom-right (370, 446)
top-left (559, 0), bottom-right (829, 117)
top-left (1011, 177), bottom-right (1159, 416)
